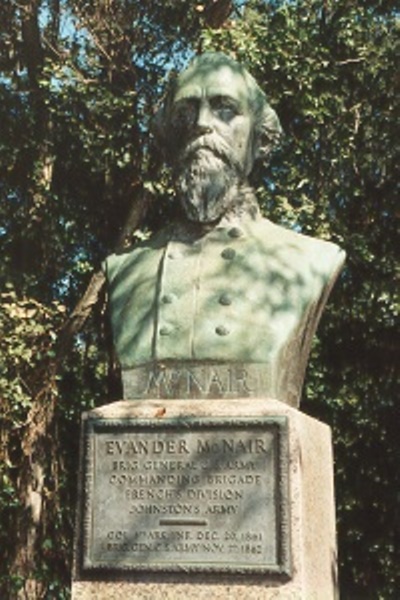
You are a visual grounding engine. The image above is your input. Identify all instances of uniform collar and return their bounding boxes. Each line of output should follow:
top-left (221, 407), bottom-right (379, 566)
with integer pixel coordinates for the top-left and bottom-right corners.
top-left (170, 187), bottom-right (261, 242)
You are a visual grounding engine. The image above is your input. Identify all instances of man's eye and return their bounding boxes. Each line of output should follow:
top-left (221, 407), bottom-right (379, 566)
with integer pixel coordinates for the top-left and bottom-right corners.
top-left (211, 97), bottom-right (240, 121)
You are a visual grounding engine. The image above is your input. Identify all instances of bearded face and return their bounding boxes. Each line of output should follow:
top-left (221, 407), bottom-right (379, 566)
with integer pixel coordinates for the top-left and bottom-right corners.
top-left (156, 57), bottom-right (281, 223)
top-left (174, 135), bottom-right (242, 223)
top-left (165, 64), bottom-right (256, 224)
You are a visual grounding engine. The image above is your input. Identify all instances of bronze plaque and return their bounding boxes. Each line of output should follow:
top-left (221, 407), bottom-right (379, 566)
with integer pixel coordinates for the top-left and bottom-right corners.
top-left (81, 416), bottom-right (290, 575)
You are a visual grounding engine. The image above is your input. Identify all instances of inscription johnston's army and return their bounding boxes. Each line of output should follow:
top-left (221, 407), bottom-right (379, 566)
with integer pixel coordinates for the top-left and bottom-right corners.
top-left (82, 418), bottom-right (289, 574)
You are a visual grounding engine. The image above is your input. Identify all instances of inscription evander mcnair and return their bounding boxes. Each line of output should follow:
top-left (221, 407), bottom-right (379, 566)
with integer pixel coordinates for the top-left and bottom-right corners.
top-left (82, 418), bottom-right (289, 574)
top-left (105, 436), bottom-right (269, 455)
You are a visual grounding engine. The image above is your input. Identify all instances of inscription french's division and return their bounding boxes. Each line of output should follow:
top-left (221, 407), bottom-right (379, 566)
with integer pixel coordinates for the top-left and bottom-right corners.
top-left (83, 418), bottom-right (288, 573)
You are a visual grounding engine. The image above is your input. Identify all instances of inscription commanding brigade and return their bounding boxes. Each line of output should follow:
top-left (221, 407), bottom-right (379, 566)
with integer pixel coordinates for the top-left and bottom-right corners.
top-left (104, 53), bottom-right (345, 406)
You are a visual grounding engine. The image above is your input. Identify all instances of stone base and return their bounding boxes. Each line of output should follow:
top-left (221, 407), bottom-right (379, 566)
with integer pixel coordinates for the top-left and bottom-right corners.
top-left (72, 398), bottom-right (338, 599)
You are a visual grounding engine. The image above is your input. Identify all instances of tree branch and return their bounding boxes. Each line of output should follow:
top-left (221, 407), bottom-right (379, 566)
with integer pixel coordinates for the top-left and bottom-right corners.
top-left (55, 186), bottom-right (150, 368)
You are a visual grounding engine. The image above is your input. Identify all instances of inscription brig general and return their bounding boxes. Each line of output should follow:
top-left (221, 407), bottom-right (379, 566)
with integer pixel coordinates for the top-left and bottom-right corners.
top-left (83, 419), bottom-right (289, 574)
top-left (105, 435), bottom-right (267, 517)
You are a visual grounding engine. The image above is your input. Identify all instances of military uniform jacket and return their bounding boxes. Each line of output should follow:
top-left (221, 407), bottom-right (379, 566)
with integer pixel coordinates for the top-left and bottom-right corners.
top-left (104, 214), bottom-right (345, 405)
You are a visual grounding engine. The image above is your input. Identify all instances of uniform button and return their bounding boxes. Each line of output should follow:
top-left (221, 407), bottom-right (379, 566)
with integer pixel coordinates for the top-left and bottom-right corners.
top-left (161, 294), bottom-right (175, 304)
top-left (215, 325), bottom-right (230, 336)
top-left (159, 326), bottom-right (172, 336)
top-left (228, 227), bottom-right (243, 238)
top-left (167, 251), bottom-right (181, 260)
top-left (221, 248), bottom-right (236, 260)
top-left (219, 293), bottom-right (232, 306)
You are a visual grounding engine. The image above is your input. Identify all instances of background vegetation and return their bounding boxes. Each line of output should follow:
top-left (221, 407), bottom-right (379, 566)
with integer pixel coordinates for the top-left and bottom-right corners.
top-left (0, 1), bottom-right (398, 598)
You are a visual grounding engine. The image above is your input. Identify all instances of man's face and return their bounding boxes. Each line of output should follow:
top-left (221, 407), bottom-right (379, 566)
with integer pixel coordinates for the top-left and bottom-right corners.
top-left (170, 64), bottom-right (254, 175)
top-left (168, 64), bottom-right (255, 222)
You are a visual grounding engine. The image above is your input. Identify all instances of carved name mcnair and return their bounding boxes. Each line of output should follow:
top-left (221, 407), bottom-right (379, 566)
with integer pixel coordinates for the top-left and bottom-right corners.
top-left (143, 367), bottom-right (254, 396)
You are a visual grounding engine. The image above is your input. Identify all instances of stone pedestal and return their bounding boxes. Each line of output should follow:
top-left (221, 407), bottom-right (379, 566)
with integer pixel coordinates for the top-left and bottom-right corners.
top-left (72, 398), bottom-right (338, 599)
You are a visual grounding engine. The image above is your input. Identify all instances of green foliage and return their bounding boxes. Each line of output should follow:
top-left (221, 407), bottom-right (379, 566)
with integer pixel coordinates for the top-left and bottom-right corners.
top-left (0, 1), bottom-right (398, 598)
top-left (0, 289), bottom-right (62, 415)
top-left (202, 2), bottom-right (398, 596)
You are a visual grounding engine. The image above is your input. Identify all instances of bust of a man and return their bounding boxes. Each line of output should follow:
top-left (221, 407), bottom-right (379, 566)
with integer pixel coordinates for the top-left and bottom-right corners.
top-left (104, 53), bottom-right (345, 406)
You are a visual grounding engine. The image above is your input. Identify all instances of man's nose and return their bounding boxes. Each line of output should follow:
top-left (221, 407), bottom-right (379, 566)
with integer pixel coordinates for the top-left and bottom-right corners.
top-left (195, 103), bottom-right (214, 134)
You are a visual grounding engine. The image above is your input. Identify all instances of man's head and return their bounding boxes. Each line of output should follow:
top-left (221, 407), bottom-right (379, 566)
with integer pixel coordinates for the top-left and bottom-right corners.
top-left (154, 53), bottom-right (281, 223)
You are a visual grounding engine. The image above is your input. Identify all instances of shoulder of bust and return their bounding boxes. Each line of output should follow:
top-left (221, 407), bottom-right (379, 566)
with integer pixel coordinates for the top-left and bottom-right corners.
top-left (250, 217), bottom-right (346, 281)
top-left (103, 227), bottom-right (171, 283)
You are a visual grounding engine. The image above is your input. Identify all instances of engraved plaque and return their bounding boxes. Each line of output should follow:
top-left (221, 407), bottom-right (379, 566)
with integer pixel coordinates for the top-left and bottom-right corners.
top-left (81, 416), bottom-right (290, 575)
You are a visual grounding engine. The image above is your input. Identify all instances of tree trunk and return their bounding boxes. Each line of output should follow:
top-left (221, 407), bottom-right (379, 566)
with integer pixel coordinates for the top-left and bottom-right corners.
top-left (8, 3), bottom-right (58, 597)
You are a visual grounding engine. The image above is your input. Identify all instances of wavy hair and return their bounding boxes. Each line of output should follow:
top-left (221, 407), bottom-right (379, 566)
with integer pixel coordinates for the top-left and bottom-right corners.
top-left (153, 52), bottom-right (282, 173)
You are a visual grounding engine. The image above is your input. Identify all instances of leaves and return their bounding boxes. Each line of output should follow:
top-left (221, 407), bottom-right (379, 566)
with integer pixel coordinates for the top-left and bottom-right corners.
top-left (0, 1), bottom-right (398, 597)
top-left (200, 1), bottom-right (399, 596)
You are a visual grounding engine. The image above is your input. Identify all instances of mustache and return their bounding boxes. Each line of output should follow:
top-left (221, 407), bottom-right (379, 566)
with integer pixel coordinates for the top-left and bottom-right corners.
top-left (180, 135), bottom-right (239, 169)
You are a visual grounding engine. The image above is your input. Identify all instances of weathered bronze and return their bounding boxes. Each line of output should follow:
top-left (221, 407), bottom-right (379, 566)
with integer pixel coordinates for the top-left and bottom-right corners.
top-left (104, 53), bottom-right (345, 406)
top-left (81, 415), bottom-right (290, 575)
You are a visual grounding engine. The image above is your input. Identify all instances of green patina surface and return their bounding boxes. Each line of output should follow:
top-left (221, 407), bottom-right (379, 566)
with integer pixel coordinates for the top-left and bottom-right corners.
top-left (105, 214), bottom-right (344, 404)
top-left (105, 53), bottom-right (345, 404)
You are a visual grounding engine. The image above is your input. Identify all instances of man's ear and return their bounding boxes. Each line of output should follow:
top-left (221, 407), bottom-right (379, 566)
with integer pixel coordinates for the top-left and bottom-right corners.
top-left (253, 104), bottom-right (283, 163)
top-left (151, 78), bottom-right (178, 160)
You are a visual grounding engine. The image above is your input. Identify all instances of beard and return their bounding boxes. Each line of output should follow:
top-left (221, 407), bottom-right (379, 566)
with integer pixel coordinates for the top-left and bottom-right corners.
top-left (173, 136), bottom-right (243, 223)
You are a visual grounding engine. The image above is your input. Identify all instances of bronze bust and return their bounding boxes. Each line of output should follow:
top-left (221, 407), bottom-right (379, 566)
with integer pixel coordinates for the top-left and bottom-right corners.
top-left (104, 53), bottom-right (345, 406)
